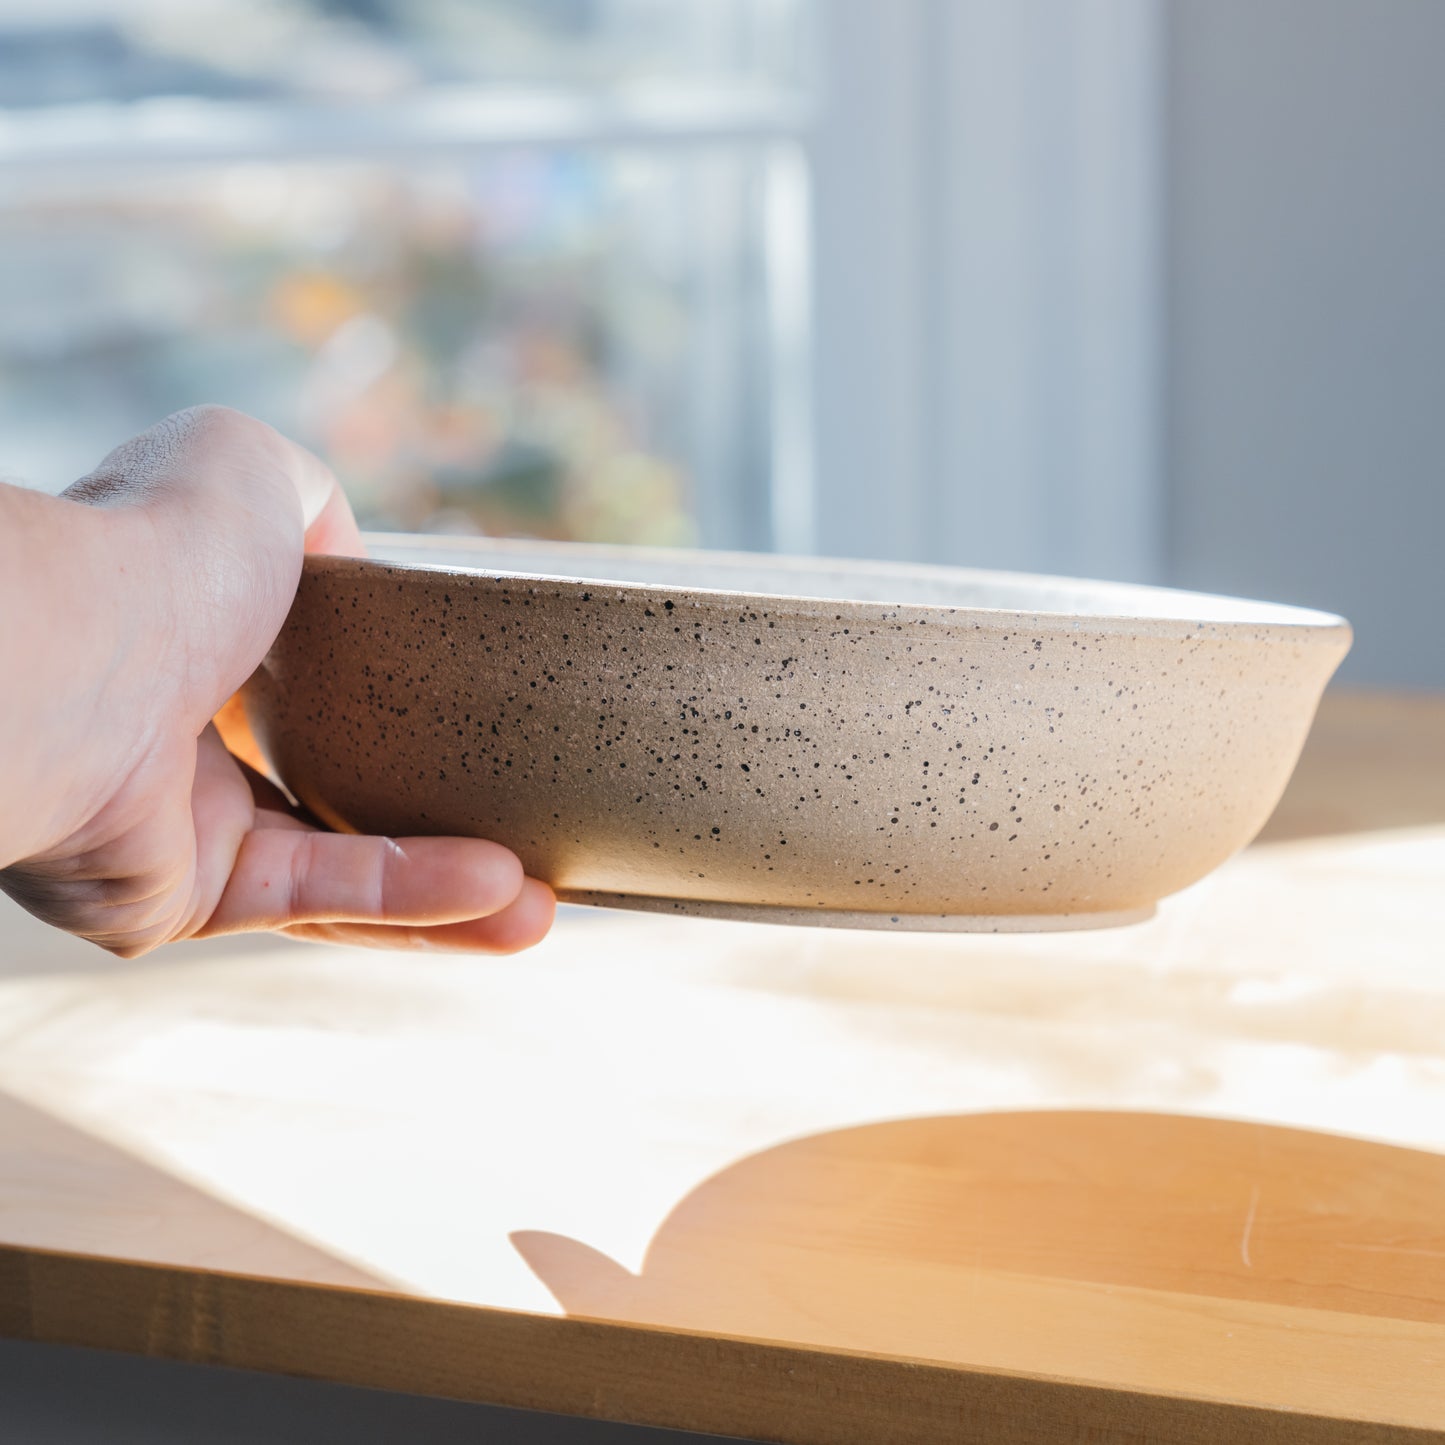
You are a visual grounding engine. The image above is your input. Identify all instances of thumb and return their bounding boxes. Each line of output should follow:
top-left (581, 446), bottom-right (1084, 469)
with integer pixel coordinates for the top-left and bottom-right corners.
top-left (64, 406), bottom-right (363, 728)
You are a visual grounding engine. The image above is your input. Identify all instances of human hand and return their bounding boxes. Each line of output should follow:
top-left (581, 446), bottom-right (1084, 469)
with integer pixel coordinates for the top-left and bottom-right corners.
top-left (0, 406), bottom-right (555, 957)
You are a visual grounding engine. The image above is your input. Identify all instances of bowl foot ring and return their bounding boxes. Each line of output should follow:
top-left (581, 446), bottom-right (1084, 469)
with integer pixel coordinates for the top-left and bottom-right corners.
top-left (556, 891), bottom-right (1157, 933)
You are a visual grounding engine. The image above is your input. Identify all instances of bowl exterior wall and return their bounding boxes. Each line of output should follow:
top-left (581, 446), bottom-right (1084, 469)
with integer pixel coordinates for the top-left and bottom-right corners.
top-left (244, 559), bottom-right (1349, 923)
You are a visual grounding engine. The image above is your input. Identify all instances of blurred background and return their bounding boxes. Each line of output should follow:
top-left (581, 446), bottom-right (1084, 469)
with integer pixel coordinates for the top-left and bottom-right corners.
top-left (1, 0), bottom-right (1441, 686)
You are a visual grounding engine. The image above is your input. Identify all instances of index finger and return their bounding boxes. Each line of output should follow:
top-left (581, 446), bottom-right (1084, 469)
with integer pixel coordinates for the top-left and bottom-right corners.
top-left (286, 437), bottom-right (366, 560)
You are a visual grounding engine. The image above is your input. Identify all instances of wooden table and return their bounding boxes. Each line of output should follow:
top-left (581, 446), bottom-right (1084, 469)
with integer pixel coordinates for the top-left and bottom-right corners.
top-left (2, 689), bottom-right (1443, 1444)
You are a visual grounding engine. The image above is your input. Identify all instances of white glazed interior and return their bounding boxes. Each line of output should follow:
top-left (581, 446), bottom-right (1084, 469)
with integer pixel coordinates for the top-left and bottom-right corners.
top-left (369, 534), bottom-right (1346, 631)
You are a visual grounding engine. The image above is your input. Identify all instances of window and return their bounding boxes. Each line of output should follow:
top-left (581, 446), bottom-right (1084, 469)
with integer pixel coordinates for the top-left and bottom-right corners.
top-left (0, 0), bottom-right (814, 551)
top-left (2, 0), bottom-right (1161, 580)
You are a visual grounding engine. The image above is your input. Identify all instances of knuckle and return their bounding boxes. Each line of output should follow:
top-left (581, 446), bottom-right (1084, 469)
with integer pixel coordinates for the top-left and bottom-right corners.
top-left (377, 837), bottom-right (407, 920)
top-left (170, 403), bottom-right (258, 442)
top-left (66, 405), bottom-right (271, 505)
top-left (289, 831), bottom-right (319, 920)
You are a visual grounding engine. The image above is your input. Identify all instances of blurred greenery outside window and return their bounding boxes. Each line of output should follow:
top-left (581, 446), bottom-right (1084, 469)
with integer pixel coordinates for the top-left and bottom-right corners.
top-left (0, 0), bottom-right (815, 549)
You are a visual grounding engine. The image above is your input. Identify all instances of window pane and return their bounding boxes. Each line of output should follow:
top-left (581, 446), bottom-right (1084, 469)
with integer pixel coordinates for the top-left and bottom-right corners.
top-left (0, 2), bottom-right (814, 549)
top-left (0, 150), bottom-right (787, 548)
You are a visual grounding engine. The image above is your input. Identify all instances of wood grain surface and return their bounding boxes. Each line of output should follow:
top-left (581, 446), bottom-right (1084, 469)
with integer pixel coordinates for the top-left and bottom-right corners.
top-left (1, 688), bottom-right (1443, 1443)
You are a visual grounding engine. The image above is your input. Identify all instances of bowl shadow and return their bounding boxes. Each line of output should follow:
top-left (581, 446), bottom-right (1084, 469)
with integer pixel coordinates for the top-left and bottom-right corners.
top-left (513, 1109), bottom-right (1445, 1363)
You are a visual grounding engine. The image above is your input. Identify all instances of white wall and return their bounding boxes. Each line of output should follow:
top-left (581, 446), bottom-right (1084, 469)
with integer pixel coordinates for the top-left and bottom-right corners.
top-left (809, 0), bottom-right (1163, 585)
top-left (1164, 0), bottom-right (1445, 687)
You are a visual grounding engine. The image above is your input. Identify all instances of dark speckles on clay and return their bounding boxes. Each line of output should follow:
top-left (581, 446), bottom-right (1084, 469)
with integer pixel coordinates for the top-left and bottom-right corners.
top-left (244, 538), bottom-right (1351, 932)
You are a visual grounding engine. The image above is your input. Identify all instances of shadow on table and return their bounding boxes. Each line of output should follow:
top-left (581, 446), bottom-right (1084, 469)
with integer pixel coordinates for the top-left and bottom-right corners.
top-left (1256, 689), bottom-right (1445, 843)
top-left (514, 1109), bottom-right (1445, 1357)
top-left (0, 1093), bottom-right (753, 1443)
top-left (0, 1090), bottom-right (383, 1304)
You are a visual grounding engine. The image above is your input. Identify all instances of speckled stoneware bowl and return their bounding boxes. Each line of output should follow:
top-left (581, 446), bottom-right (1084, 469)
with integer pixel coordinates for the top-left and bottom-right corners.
top-left (242, 535), bottom-right (1350, 932)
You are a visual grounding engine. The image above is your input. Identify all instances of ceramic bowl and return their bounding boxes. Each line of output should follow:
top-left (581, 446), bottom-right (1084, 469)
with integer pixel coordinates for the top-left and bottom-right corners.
top-left (242, 535), bottom-right (1351, 931)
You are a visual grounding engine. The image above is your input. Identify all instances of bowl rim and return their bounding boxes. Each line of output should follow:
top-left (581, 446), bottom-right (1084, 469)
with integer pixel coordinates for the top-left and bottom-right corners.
top-left (317, 532), bottom-right (1353, 645)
